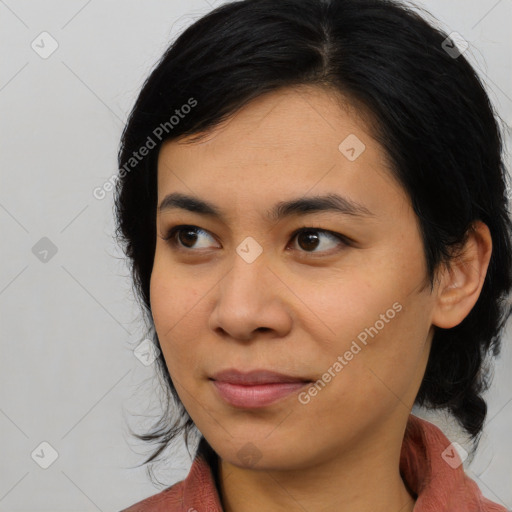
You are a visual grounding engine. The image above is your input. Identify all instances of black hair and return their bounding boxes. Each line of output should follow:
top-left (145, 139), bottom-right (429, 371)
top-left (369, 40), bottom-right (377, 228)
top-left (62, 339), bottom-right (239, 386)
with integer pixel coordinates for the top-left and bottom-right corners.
top-left (114, 0), bottom-right (512, 481)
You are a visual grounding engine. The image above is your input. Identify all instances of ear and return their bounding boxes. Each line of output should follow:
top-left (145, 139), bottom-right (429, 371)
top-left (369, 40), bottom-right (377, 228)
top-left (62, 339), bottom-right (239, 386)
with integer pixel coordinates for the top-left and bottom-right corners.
top-left (431, 221), bottom-right (492, 329)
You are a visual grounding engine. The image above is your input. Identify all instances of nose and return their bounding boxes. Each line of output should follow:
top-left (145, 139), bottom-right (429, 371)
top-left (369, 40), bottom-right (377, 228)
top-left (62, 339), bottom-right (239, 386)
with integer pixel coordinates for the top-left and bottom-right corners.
top-left (208, 251), bottom-right (293, 342)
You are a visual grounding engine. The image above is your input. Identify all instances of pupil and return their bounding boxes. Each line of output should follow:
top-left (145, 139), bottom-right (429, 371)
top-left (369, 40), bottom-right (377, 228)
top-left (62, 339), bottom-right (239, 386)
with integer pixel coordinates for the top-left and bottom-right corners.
top-left (299, 230), bottom-right (319, 251)
top-left (181, 229), bottom-right (198, 248)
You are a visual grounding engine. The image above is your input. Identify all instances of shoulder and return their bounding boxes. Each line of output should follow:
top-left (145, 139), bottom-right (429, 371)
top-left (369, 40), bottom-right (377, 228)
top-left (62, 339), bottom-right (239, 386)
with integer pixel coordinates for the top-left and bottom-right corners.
top-left (119, 480), bottom-right (185, 512)
top-left (402, 414), bottom-right (509, 512)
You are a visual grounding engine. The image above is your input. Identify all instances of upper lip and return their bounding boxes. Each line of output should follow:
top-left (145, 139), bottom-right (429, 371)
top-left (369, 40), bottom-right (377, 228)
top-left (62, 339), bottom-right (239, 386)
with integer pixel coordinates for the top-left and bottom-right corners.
top-left (210, 369), bottom-right (311, 385)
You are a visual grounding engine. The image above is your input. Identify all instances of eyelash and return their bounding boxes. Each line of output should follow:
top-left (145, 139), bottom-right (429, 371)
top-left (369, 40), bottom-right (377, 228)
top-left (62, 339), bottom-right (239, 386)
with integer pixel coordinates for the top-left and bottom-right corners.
top-left (160, 224), bottom-right (352, 256)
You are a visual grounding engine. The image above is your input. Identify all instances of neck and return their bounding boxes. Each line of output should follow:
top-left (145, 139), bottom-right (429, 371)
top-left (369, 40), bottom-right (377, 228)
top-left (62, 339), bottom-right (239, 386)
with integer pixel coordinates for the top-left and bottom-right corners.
top-left (216, 416), bottom-right (416, 512)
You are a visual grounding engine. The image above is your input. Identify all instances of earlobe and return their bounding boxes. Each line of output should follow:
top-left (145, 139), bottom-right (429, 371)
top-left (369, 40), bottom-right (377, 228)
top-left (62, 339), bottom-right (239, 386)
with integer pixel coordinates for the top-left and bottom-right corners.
top-left (431, 221), bottom-right (492, 329)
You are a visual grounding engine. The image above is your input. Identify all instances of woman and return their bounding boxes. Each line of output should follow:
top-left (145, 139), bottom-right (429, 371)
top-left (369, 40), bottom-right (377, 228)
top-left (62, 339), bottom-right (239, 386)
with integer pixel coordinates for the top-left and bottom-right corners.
top-left (115, 0), bottom-right (512, 510)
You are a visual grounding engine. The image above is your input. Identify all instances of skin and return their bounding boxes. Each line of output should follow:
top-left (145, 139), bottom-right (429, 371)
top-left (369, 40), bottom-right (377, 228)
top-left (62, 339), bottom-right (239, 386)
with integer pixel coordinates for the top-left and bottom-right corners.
top-left (150, 85), bottom-right (492, 512)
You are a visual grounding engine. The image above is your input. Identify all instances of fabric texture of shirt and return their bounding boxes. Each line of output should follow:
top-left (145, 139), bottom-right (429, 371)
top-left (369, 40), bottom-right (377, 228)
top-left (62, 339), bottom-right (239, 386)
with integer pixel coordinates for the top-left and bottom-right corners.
top-left (120, 413), bottom-right (509, 512)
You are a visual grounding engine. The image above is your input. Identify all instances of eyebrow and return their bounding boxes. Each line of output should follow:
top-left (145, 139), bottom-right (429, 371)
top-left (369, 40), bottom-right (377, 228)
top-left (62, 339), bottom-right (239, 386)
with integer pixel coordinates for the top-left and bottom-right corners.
top-left (158, 192), bottom-right (374, 222)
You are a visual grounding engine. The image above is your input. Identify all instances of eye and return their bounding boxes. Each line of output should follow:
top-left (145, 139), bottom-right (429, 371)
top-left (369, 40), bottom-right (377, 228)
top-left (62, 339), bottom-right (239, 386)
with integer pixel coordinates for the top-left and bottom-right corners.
top-left (160, 225), bottom-right (350, 255)
top-left (161, 225), bottom-right (218, 251)
top-left (288, 227), bottom-right (349, 254)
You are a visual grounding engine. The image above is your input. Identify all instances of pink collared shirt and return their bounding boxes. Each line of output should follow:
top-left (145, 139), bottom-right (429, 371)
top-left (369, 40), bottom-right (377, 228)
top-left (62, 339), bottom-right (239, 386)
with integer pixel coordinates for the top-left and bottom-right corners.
top-left (120, 414), bottom-right (508, 511)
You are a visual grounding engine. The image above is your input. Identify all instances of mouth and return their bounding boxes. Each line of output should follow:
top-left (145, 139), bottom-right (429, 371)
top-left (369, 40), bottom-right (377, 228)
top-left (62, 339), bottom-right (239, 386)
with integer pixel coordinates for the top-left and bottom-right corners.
top-left (209, 368), bottom-right (313, 408)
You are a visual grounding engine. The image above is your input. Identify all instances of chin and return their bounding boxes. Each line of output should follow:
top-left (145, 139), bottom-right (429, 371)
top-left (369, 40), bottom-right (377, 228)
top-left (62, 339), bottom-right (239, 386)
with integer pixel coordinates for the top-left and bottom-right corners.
top-left (208, 431), bottom-right (315, 471)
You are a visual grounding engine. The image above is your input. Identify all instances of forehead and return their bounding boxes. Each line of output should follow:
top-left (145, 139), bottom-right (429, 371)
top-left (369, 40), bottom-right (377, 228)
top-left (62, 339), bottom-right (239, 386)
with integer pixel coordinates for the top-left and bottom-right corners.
top-left (172, 86), bottom-right (370, 148)
top-left (156, 85), bottom-right (404, 218)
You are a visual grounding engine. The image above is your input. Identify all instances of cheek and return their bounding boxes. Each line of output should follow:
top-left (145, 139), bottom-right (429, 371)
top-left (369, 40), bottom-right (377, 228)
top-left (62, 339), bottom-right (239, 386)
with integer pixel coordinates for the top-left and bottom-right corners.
top-left (149, 261), bottom-right (191, 366)
top-left (334, 297), bottom-right (432, 413)
top-left (149, 255), bottom-right (215, 382)
top-left (150, 250), bottom-right (202, 332)
top-left (298, 260), bottom-right (432, 403)
top-left (149, 263), bottom-right (175, 335)
top-left (284, 265), bottom-right (403, 351)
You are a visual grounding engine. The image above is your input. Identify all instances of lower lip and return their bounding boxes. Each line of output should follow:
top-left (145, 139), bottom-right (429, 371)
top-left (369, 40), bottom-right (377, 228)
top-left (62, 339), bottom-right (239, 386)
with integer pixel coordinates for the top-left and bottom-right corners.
top-left (211, 380), bottom-right (310, 408)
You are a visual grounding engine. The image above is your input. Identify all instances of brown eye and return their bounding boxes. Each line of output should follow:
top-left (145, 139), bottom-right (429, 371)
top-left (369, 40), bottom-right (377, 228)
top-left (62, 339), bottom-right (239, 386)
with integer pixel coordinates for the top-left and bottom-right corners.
top-left (177, 227), bottom-right (200, 248)
top-left (296, 230), bottom-right (321, 251)
top-left (290, 228), bottom-right (348, 254)
top-left (162, 225), bottom-right (217, 251)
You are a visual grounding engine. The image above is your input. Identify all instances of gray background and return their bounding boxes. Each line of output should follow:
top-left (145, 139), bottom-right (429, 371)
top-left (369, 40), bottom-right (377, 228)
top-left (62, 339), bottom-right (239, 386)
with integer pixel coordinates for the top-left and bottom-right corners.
top-left (1, 0), bottom-right (511, 510)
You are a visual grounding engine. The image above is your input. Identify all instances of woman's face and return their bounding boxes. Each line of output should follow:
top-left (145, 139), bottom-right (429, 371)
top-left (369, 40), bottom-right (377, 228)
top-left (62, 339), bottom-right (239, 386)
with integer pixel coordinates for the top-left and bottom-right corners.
top-left (151, 86), bottom-right (438, 470)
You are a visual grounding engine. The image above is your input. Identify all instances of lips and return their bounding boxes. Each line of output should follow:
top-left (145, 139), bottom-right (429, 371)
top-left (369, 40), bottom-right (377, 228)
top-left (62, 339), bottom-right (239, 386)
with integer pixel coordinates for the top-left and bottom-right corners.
top-left (209, 369), bottom-right (312, 408)
top-left (210, 368), bottom-right (311, 385)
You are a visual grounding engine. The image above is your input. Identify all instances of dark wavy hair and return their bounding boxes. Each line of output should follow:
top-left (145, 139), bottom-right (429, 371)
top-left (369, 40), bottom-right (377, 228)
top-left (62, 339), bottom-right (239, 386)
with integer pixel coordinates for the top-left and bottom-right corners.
top-left (114, 0), bottom-right (512, 480)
